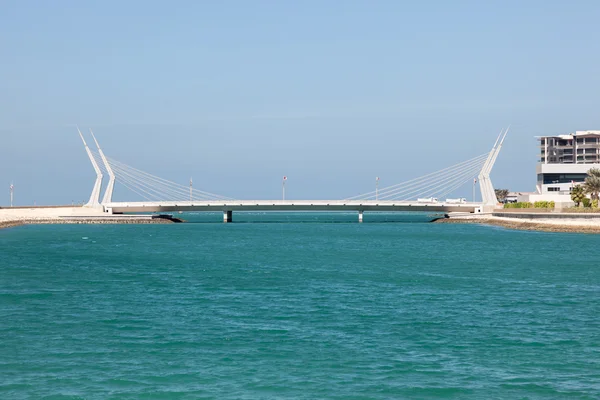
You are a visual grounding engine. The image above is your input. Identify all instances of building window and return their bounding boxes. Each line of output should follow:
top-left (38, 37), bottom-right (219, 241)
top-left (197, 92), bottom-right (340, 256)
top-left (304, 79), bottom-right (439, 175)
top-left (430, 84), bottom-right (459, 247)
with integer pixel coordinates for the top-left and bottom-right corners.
top-left (543, 173), bottom-right (587, 184)
top-left (548, 187), bottom-right (560, 192)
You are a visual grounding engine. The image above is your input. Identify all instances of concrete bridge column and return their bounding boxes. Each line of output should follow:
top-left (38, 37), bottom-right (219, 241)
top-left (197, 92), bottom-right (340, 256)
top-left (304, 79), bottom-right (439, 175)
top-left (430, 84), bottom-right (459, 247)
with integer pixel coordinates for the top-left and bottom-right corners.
top-left (358, 210), bottom-right (364, 223)
top-left (223, 210), bottom-right (232, 223)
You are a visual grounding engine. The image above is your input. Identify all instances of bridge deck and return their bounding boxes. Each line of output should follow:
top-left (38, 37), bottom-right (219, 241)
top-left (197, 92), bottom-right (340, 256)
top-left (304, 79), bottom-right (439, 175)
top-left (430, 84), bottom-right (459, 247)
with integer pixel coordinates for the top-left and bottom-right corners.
top-left (105, 200), bottom-right (481, 214)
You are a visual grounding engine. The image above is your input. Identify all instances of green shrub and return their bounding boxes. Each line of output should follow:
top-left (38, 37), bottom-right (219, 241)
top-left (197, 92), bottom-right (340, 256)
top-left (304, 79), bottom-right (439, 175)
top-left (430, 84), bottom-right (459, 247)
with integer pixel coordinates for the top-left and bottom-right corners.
top-left (582, 198), bottom-right (592, 208)
top-left (533, 201), bottom-right (556, 209)
top-left (593, 199), bottom-right (599, 209)
top-left (504, 202), bottom-right (533, 209)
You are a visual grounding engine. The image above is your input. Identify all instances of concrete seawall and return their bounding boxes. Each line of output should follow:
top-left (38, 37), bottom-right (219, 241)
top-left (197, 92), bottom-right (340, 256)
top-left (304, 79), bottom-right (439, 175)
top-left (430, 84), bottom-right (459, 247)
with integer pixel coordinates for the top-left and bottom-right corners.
top-left (436, 211), bottom-right (600, 233)
top-left (492, 212), bottom-right (600, 219)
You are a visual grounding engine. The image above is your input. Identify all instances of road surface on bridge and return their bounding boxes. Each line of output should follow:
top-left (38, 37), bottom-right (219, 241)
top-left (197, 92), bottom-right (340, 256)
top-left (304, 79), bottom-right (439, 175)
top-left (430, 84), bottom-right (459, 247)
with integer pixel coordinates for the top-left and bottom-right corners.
top-left (105, 200), bottom-right (480, 214)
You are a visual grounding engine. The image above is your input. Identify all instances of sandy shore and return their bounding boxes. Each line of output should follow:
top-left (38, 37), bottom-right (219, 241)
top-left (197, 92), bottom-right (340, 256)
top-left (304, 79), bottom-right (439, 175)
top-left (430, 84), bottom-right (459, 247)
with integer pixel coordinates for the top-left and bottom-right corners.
top-left (0, 207), bottom-right (177, 229)
top-left (436, 214), bottom-right (600, 233)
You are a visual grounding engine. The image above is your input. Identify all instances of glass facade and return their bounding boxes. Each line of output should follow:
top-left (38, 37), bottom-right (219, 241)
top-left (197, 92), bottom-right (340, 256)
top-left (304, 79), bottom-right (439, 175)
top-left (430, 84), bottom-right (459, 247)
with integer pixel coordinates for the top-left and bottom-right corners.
top-left (542, 173), bottom-right (587, 184)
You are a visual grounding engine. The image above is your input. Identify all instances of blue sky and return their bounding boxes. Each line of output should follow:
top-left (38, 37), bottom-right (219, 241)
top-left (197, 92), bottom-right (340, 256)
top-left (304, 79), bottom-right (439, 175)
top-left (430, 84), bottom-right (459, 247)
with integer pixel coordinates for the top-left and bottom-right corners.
top-left (1, 0), bottom-right (599, 204)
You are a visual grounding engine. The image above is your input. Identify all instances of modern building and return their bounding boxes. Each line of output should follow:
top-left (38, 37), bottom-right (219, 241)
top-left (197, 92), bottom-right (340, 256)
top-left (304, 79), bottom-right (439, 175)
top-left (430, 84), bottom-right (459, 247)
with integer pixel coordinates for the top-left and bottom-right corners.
top-left (531, 130), bottom-right (600, 205)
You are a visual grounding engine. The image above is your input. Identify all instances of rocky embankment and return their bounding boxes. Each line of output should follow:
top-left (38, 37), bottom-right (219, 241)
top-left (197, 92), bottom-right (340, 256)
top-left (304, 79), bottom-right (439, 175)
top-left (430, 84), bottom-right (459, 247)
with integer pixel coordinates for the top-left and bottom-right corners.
top-left (0, 207), bottom-right (181, 230)
top-left (0, 220), bottom-right (25, 229)
top-left (0, 217), bottom-right (178, 230)
top-left (435, 213), bottom-right (600, 233)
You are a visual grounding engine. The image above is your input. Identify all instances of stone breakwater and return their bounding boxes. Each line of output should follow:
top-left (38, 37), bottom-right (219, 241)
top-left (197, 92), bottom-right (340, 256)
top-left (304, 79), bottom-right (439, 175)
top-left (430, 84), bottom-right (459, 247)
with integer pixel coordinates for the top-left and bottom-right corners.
top-left (0, 217), bottom-right (177, 230)
top-left (0, 206), bottom-right (182, 230)
top-left (0, 220), bottom-right (25, 229)
top-left (435, 214), bottom-right (600, 234)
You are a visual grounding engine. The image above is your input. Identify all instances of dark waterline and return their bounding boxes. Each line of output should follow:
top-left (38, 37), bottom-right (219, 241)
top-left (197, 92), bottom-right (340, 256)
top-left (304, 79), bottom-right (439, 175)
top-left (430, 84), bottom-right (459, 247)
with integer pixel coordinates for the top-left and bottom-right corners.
top-left (155, 211), bottom-right (445, 224)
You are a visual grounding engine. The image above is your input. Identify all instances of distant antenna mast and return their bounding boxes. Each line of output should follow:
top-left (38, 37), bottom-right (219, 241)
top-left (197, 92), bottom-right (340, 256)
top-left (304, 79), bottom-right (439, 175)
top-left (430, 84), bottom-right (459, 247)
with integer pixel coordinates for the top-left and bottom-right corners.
top-left (9, 182), bottom-right (14, 207)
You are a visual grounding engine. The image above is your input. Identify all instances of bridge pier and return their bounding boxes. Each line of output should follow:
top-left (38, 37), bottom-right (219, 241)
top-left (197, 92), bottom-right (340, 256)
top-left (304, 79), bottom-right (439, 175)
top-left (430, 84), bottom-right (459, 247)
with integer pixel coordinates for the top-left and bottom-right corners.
top-left (358, 210), bottom-right (364, 223)
top-left (223, 210), bottom-right (232, 223)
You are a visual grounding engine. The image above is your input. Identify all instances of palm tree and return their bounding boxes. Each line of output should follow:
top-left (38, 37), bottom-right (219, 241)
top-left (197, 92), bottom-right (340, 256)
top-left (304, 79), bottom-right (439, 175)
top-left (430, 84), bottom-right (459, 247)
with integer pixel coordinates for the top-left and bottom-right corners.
top-left (494, 188), bottom-right (509, 203)
top-left (571, 185), bottom-right (586, 207)
top-left (584, 175), bottom-right (600, 201)
top-left (588, 168), bottom-right (600, 178)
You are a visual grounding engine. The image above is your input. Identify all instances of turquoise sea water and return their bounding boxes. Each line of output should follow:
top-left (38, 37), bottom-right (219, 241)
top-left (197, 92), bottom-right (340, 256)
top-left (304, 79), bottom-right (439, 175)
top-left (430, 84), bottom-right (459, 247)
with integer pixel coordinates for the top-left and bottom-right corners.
top-left (1, 213), bottom-right (599, 399)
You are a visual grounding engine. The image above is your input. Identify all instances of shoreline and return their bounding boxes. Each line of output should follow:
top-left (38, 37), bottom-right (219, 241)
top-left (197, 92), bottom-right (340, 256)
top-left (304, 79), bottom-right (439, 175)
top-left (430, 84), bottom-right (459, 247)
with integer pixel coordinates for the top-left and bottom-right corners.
top-left (0, 218), bottom-right (177, 230)
top-left (0, 207), bottom-right (181, 230)
top-left (435, 214), bottom-right (600, 234)
top-left (3, 206), bottom-right (600, 233)
top-left (0, 220), bottom-right (25, 230)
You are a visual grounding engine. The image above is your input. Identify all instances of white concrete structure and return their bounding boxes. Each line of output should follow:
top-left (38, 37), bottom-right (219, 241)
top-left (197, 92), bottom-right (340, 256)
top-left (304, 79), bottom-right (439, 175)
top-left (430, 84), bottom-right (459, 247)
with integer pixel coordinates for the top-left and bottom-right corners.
top-left (90, 129), bottom-right (115, 205)
top-left (79, 128), bottom-right (507, 221)
top-left (478, 127), bottom-right (508, 209)
top-left (78, 127), bottom-right (103, 208)
top-left (104, 199), bottom-right (481, 222)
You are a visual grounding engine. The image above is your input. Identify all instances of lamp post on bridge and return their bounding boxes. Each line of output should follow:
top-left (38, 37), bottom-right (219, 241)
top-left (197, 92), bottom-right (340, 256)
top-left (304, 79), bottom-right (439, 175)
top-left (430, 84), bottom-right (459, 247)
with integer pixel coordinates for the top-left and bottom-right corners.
top-left (473, 178), bottom-right (477, 202)
top-left (9, 182), bottom-right (14, 207)
top-left (282, 176), bottom-right (287, 201)
top-left (189, 177), bottom-right (193, 202)
top-left (376, 177), bottom-right (379, 201)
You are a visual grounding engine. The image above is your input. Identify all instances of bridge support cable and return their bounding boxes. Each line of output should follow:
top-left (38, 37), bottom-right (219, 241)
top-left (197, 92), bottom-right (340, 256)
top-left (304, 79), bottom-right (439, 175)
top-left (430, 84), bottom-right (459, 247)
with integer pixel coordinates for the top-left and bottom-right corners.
top-left (105, 157), bottom-right (232, 201)
top-left (401, 157), bottom-right (487, 199)
top-left (437, 168), bottom-right (481, 200)
top-left (345, 152), bottom-right (489, 201)
top-left (92, 154), bottom-right (169, 202)
top-left (108, 163), bottom-right (192, 202)
top-left (375, 154), bottom-right (488, 199)
top-left (375, 155), bottom-right (488, 201)
top-left (368, 152), bottom-right (489, 198)
top-left (347, 152), bottom-right (489, 201)
top-left (108, 173), bottom-right (156, 202)
top-left (107, 159), bottom-right (213, 201)
top-left (416, 161), bottom-right (484, 200)
top-left (90, 151), bottom-right (232, 202)
top-left (108, 164), bottom-right (188, 202)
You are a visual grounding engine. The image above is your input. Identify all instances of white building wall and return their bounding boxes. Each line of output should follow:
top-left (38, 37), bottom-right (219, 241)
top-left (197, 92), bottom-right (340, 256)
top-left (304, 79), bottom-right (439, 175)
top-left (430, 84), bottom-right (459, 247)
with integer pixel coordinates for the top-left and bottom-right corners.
top-left (536, 163), bottom-right (600, 194)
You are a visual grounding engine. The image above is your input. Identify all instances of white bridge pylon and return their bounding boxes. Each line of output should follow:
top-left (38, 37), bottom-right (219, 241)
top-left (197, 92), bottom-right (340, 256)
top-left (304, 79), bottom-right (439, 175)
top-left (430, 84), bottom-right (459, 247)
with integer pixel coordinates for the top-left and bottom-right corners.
top-left (479, 127), bottom-right (509, 207)
top-left (78, 127), bottom-right (103, 208)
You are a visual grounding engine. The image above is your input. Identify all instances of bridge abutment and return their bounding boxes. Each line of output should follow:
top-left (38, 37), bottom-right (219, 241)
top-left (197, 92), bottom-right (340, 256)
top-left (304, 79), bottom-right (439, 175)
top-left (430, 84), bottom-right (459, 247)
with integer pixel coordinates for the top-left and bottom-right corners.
top-left (223, 210), bottom-right (232, 223)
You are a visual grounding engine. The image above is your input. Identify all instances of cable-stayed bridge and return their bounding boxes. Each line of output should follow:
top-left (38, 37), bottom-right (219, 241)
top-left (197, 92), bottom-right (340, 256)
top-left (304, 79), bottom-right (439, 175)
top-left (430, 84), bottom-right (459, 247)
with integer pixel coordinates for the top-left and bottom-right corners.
top-left (78, 128), bottom-right (507, 222)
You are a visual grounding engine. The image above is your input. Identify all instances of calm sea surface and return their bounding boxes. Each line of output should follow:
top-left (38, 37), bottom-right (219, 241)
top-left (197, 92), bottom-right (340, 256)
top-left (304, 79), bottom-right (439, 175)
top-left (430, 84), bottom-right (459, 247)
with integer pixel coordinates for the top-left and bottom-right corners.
top-left (1, 213), bottom-right (599, 399)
